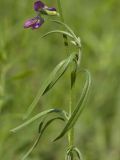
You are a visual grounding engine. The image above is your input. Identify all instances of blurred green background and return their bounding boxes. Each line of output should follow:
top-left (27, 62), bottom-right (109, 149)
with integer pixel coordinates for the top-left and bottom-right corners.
top-left (0, 0), bottom-right (120, 160)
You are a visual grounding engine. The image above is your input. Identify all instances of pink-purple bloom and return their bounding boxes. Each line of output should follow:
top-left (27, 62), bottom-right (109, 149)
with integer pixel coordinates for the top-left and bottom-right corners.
top-left (24, 1), bottom-right (58, 30)
top-left (24, 16), bottom-right (44, 29)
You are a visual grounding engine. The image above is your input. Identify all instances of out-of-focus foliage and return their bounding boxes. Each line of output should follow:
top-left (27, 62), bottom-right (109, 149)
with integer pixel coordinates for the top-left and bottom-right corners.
top-left (0, 0), bottom-right (120, 160)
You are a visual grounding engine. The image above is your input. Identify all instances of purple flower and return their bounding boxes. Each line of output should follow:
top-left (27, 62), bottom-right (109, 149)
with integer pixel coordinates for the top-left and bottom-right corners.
top-left (34, 1), bottom-right (58, 16)
top-left (24, 16), bottom-right (44, 29)
top-left (24, 1), bottom-right (58, 30)
top-left (34, 1), bottom-right (45, 11)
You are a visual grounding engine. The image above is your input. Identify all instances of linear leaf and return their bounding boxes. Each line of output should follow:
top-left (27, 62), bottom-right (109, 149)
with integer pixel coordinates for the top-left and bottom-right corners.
top-left (53, 70), bottom-right (91, 141)
top-left (39, 117), bottom-right (65, 136)
top-left (51, 20), bottom-right (78, 40)
top-left (24, 53), bottom-right (76, 119)
top-left (41, 30), bottom-right (73, 39)
top-left (11, 108), bottom-right (67, 132)
top-left (21, 117), bottom-right (64, 160)
top-left (51, 20), bottom-right (81, 46)
top-left (43, 53), bottom-right (76, 94)
top-left (11, 109), bottom-right (53, 132)
top-left (21, 134), bottom-right (41, 160)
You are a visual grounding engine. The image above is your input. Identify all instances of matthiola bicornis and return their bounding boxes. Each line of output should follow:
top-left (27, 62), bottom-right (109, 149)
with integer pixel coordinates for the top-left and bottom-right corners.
top-left (24, 0), bottom-right (58, 30)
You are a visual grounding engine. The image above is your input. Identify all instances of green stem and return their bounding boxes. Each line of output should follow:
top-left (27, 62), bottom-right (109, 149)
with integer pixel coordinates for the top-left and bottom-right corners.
top-left (57, 0), bottom-right (74, 148)
top-left (57, 0), bottom-right (64, 22)
top-left (57, 0), bottom-right (68, 47)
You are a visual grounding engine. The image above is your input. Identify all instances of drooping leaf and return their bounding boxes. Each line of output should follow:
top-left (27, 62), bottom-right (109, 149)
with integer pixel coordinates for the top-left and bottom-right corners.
top-left (51, 20), bottom-right (81, 47)
top-left (21, 117), bottom-right (65, 160)
top-left (51, 20), bottom-right (78, 40)
top-left (39, 117), bottom-right (65, 136)
top-left (41, 30), bottom-right (73, 39)
top-left (24, 53), bottom-right (76, 119)
top-left (53, 70), bottom-right (91, 141)
top-left (43, 53), bottom-right (76, 94)
top-left (11, 109), bottom-right (53, 132)
top-left (21, 134), bottom-right (41, 160)
top-left (11, 108), bottom-right (67, 132)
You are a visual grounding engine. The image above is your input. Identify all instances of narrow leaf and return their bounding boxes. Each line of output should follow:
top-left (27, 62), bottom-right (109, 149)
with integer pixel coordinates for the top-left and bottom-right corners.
top-left (53, 70), bottom-right (91, 141)
top-left (11, 109), bottom-right (68, 132)
top-left (22, 117), bottom-right (65, 160)
top-left (51, 20), bottom-right (78, 40)
top-left (51, 20), bottom-right (81, 46)
top-left (21, 134), bottom-right (41, 160)
top-left (39, 117), bottom-right (65, 136)
top-left (24, 53), bottom-right (76, 119)
top-left (11, 109), bottom-right (55, 132)
top-left (41, 30), bottom-right (73, 39)
top-left (43, 53), bottom-right (76, 94)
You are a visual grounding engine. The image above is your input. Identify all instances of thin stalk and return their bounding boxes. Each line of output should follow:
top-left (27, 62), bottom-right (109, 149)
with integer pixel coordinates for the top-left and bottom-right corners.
top-left (68, 72), bottom-right (74, 147)
top-left (57, 0), bottom-right (68, 47)
top-left (57, 0), bottom-right (74, 149)
top-left (57, 0), bottom-right (64, 22)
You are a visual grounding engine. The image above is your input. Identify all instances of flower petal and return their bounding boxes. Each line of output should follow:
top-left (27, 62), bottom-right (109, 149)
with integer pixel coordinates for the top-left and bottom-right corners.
top-left (24, 16), bottom-right (44, 29)
top-left (32, 17), bottom-right (44, 29)
top-left (24, 18), bottom-right (37, 28)
top-left (34, 0), bottom-right (45, 11)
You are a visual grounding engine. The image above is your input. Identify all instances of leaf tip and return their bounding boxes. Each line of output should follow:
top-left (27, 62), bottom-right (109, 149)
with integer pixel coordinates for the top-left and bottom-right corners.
top-left (52, 135), bottom-right (61, 142)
